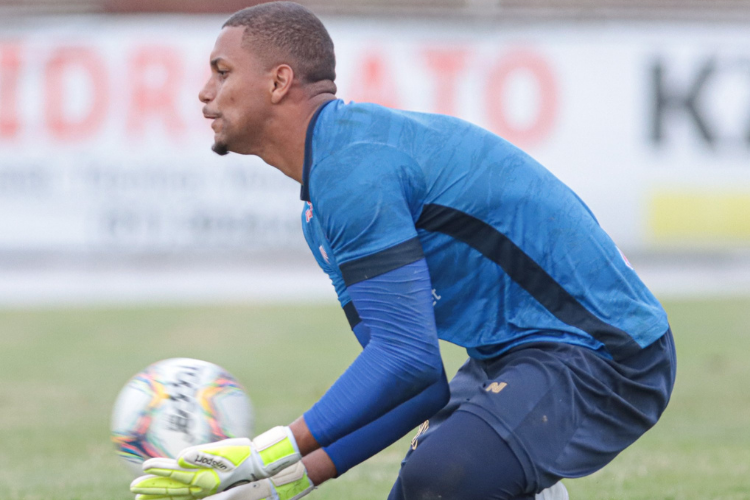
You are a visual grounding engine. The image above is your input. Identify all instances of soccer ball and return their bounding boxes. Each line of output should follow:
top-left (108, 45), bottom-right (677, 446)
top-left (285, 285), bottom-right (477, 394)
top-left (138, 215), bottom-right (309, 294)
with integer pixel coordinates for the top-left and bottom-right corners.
top-left (111, 358), bottom-right (254, 476)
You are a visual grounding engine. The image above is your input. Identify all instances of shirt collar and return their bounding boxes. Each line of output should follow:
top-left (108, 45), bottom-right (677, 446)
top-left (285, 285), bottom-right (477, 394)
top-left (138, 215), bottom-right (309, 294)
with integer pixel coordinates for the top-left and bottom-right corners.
top-left (300, 99), bottom-right (337, 202)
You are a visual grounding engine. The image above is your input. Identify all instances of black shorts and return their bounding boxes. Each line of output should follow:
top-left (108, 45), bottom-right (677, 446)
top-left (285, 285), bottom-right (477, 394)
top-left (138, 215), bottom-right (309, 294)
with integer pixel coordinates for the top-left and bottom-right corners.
top-left (404, 329), bottom-right (677, 491)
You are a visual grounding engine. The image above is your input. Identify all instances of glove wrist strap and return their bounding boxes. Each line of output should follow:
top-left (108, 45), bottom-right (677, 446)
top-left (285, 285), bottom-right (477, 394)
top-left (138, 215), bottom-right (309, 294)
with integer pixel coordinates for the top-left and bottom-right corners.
top-left (270, 462), bottom-right (314, 500)
top-left (253, 426), bottom-right (302, 477)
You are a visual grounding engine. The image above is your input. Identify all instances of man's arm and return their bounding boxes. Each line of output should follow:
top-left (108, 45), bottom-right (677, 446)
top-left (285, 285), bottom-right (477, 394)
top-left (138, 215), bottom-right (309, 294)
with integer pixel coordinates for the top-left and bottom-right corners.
top-left (298, 364), bottom-right (448, 485)
top-left (291, 253), bottom-right (450, 484)
top-left (292, 144), bottom-right (445, 480)
top-left (298, 256), bottom-right (443, 448)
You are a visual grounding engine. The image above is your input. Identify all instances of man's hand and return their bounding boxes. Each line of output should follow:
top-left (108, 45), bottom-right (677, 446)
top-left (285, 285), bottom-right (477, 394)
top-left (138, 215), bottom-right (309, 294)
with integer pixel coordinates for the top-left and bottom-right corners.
top-left (131, 462), bottom-right (314, 500)
top-left (130, 427), bottom-right (302, 499)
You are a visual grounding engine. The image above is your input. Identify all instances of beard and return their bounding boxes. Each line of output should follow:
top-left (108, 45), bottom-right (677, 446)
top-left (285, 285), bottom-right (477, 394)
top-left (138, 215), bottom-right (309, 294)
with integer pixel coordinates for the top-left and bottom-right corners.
top-left (212, 141), bottom-right (229, 156)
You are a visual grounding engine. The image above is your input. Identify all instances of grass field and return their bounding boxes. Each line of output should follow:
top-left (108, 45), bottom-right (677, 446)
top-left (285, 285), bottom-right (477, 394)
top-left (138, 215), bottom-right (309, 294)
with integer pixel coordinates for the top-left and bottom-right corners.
top-left (1, 297), bottom-right (750, 499)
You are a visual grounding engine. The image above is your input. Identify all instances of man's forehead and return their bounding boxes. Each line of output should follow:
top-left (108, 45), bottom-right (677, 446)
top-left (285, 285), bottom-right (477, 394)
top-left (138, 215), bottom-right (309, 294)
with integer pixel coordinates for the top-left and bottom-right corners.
top-left (210, 26), bottom-right (247, 62)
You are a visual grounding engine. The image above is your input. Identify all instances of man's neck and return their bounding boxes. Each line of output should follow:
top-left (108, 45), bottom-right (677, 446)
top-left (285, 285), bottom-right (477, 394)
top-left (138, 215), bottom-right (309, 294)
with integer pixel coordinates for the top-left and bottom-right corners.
top-left (257, 93), bottom-right (336, 184)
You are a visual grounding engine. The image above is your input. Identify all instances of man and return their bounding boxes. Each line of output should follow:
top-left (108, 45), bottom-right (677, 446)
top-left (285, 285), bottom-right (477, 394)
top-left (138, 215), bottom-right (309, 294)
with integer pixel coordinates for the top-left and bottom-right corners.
top-left (130, 3), bottom-right (676, 500)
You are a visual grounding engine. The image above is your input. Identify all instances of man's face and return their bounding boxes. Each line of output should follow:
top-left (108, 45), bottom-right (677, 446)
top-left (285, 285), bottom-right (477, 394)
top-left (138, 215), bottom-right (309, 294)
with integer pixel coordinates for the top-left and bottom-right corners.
top-left (199, 27), bottom-right (271, 155)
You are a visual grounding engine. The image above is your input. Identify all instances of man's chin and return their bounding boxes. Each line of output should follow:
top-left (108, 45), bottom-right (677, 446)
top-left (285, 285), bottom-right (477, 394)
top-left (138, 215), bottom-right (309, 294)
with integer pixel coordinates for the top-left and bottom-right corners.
top-left (211, 142), bottom-right (230, 156)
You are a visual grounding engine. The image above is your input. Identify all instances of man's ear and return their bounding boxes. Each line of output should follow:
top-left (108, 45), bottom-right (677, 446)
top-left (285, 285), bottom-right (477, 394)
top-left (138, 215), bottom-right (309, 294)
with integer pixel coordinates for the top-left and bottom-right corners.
top-left (270, 64), bottom-right (294, 104)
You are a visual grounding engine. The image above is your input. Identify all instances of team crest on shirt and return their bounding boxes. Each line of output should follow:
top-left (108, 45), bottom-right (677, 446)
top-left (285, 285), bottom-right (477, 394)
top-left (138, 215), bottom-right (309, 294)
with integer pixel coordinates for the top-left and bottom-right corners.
top-left (305, 202), bottom-right (313, 223)
top-left (319, 245), bottom-right (330, 264)
top-left (617, 246), bottom-right (634, 270)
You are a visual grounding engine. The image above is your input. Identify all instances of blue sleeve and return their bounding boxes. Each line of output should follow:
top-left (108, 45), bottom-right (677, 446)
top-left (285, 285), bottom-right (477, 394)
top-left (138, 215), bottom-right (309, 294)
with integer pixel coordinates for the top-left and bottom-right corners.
top-left (303, 259), bottom-right (442, 447)
top-left (323, 367), bottom-right (449, 475)
top-left (301, 203), bottom-right (352, 309)
top-left (349, 316), bottom-right (371, 348)
top-left (309, 143), bottom-right (425, 271)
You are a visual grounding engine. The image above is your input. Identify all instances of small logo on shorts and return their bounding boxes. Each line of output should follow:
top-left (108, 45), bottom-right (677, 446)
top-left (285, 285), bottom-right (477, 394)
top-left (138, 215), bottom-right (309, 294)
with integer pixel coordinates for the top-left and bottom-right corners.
top-left (485, 382), bottom-right (507, 394)
top-left (410, 420), bottom-right (430, 450)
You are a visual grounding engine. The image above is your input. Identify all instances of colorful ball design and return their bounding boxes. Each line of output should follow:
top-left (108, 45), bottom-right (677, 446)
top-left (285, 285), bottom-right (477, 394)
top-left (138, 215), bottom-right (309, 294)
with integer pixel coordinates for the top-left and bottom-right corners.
top-left (111, 358), bottom-right (254, 476)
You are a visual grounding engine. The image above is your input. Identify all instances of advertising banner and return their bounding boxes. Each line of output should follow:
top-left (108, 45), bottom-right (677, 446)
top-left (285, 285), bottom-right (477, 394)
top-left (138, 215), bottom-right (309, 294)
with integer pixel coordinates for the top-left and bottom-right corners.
top-left (1, 17), bottom-right (749, 258)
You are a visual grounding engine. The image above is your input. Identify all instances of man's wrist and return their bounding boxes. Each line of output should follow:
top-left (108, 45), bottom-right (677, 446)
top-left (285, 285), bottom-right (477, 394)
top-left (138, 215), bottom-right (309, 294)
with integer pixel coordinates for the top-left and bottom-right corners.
top-left (301, 449), bottom-right (338, 486)
top-left (288, 417), bottom-right (320, 457)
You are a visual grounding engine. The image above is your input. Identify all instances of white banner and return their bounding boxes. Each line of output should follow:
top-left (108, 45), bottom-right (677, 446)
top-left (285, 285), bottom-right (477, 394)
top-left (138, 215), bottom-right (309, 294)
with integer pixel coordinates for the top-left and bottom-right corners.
top-left (1, 17), bottom-right (749, 257)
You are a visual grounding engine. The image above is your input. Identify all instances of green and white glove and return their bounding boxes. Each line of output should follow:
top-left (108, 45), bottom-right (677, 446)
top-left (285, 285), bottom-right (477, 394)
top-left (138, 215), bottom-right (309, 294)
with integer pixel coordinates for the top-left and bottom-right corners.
top-left (131, 462), bottom-right (314, 500)
top-left (131, 427), bottom-right (302, 499)
top-left (209, 462), bottom-right (313, 500)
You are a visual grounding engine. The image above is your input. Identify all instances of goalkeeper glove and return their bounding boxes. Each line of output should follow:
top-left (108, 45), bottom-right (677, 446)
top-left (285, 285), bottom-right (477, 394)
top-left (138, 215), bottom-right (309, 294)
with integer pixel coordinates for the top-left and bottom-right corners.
top-left (211, 462), bottom-right (313, 500)
top-left (130, 427), bottom-right (301, 499)
top-left (131, 462), bottom-right (314, 500)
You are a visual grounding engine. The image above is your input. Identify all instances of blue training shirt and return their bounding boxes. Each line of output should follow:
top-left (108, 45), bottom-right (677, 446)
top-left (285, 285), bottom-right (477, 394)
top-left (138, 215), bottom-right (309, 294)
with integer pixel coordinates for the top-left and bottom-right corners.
top-left (301, 99), bottom-right (668, 362)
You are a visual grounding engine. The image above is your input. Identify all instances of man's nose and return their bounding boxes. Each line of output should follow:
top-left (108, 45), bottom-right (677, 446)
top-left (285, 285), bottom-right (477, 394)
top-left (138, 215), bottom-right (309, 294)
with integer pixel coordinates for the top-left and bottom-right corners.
top-left (199, 79), bottom-right (214, 103)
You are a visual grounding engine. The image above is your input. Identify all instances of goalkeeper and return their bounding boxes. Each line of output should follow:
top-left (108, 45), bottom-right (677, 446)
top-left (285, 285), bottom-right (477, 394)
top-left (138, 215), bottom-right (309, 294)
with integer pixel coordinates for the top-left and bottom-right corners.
top-left (131, 3), bottom-right (676, 500)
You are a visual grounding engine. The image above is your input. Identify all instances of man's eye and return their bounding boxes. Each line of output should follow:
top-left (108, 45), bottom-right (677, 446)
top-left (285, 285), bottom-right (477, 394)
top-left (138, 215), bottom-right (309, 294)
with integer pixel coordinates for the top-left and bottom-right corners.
top-left (217, 70), bottom-right (228, 77)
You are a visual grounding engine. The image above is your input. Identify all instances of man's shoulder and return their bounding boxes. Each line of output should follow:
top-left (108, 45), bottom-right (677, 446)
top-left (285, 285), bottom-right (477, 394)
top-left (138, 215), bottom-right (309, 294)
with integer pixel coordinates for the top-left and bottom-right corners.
top-left (307, 140), bottom-right (419, 212)
top-left (321, 99), bottom-right (404, 127)
top-left (310, 104), bottom-right (420, 185)
top-left (316, 99), bottom-right (469, 154)
top-left (314, 100), bottom-right (402, 154)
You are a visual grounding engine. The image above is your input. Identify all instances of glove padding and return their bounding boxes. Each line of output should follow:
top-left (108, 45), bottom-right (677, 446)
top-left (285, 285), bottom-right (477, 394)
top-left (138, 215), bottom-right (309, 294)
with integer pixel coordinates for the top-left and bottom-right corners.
top-left (131, 427), bottom-right (301, 499)
top-left (132, 462), bottom-right (314, 500)
top-left (211, 462), bottom-right (313, 500)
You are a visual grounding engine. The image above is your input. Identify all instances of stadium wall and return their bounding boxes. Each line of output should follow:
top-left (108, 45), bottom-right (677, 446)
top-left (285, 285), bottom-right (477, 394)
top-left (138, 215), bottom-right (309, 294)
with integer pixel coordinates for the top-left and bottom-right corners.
top-left (1, 16), bottom-right (749, 264)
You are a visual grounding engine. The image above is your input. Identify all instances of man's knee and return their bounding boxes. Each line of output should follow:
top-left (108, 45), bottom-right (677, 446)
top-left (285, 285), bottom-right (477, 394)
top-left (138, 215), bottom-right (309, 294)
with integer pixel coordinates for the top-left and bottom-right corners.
top-left (398, 449), bottom-right (466, 499)
top-left (393, 412), bottom-right (530, 500)
top-left (396, 453), bottom-right (530, 500)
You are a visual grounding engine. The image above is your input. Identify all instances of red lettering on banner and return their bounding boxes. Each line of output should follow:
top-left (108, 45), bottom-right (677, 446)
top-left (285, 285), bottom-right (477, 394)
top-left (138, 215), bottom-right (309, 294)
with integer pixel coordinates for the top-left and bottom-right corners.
top-left (45, 47), bottom-right (108, 141)
top-left (0, 44), bottom-right (21, 139)
top-left (486, 49), bottom-right (557, 146)
top-left (128, 46), bottom-right (184, 138)
top-left (349, 52), bottom-right (399, 108)
top-left (422, 48), bottom-right (467, 116)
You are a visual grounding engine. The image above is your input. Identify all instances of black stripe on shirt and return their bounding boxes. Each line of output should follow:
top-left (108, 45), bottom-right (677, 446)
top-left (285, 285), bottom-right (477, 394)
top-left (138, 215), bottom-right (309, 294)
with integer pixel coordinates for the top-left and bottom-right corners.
top-left (339, 237), bottom-right (424, 287)
top-left (415, 203), bottom-right (641, 360)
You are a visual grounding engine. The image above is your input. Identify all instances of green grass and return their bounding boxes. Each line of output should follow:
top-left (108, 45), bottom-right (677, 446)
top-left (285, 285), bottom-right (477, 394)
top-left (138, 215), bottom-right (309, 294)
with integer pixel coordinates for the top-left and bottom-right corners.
top-left (0, 298), bottom-right (749, 499)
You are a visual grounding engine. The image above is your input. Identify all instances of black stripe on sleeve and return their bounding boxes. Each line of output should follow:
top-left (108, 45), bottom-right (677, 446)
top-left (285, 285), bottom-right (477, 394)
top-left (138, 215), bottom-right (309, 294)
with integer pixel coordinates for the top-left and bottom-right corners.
top-left (339, 237), bottom-right (424, 287)
top-left (343, 301), bottom-right (361, 329)
top-left (416, 204), bottom-right (641, 360)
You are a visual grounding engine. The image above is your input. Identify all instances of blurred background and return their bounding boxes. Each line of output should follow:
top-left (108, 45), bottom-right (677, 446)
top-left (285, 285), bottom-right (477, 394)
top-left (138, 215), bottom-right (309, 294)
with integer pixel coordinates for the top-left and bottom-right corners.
top-left (2, 0), bottom-right (750, 306)
top-left (1, 1), bottom-right (750, 499)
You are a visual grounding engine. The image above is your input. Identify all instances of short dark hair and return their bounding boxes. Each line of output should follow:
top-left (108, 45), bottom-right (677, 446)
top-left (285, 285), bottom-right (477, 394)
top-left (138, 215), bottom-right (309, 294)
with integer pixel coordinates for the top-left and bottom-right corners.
top-left (223, 2), bottom-right (336, 84)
